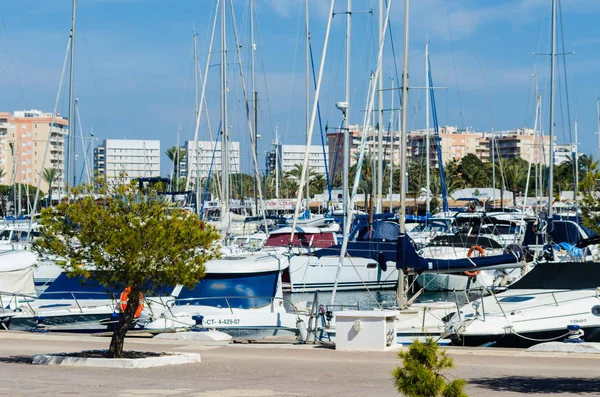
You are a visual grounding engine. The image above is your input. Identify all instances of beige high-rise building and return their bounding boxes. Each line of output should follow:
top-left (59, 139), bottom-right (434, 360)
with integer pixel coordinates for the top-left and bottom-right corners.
top-left (327, 125), bottom-right (400, 175)
top-left (0, 110), bottom-right (68, 193)
top-left (328, 125), bottom-right (554, 171)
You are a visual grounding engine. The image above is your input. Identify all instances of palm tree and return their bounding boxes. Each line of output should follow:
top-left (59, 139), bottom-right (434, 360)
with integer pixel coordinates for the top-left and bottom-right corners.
top-left (165, 146), bottom-right (187, 190)
top-left (310, 173), bottom-right (327, 195)
top-left (42, 168), bottom-right (59, 206)
top-left (349, 153), bottom-right (375, 209)
top-left (503, 158), bottom-right (528, 206)
top-left (286, 165), bottom-right (318, 189)
top-left (459, 154), bottom-right (488, 187)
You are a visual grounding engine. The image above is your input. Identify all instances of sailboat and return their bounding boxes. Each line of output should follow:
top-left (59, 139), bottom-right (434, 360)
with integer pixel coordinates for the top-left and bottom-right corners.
top-left (444, 0), bottom-right (600, 347)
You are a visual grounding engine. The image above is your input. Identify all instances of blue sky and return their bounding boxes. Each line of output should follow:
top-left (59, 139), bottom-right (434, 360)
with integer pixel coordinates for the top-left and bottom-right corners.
top-left (1, 0), bottom-right (599, 176)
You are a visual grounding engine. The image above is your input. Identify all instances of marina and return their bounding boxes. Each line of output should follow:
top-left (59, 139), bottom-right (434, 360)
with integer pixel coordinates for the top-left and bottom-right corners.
top-left (0, 0), bottom-right (599, 395)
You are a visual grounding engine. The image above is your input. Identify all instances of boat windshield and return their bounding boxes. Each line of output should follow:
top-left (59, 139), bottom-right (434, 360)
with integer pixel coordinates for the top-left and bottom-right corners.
top-left (411, 220), bottom-right (451, 233)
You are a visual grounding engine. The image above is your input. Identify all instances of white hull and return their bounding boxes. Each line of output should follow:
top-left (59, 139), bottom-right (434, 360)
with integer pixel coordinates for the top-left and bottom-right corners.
top-left (446, 288), bottom-right (600, 347)
top-left (143, 304), bottom-right (302, 338)
top-left (283, 254), bottom-right (398, 292)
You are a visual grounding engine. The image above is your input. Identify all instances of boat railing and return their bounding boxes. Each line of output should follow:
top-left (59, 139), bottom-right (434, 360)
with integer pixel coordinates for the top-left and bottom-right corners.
top-left (158, 295), bottom-right (303, 317)
top-left (0, 290), bottom-right (119, 315)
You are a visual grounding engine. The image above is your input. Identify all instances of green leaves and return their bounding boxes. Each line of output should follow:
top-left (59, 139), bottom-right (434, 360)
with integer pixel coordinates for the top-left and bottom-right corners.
top-left (392, 338), bottom-right (468, 397)
top-left (33, 177), bottom-right (221, 295)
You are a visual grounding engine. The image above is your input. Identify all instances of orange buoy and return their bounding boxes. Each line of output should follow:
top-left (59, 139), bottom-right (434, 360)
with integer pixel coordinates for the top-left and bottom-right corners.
top-left (119, 287), bottom-right (144, 318)
top-left (465, 245), bottom-right (485, 277)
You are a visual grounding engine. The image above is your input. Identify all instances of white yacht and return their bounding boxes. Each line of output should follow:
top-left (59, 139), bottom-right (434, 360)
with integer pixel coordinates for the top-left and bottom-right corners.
top-left (445, 260), bottom-right (600, 347)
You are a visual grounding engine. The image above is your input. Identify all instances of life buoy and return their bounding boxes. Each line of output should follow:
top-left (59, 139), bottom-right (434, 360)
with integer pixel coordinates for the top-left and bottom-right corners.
top-left (465, 246), bottom-right (485, 277)
top-left (119, 287), bottom-right (144, 318)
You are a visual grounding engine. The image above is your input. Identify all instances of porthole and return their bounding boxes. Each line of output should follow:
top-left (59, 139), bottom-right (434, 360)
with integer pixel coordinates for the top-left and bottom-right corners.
top-left (591, 305), bottom-right (600, 316)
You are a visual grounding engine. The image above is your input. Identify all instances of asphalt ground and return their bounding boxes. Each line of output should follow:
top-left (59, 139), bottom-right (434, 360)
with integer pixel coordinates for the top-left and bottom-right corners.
top-left (0, 332), bottom-right (598, 396)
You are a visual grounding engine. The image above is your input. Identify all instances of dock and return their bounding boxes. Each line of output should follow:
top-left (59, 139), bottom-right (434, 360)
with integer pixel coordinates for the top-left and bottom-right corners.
top-left (0, 332), bottom-right (598, 396)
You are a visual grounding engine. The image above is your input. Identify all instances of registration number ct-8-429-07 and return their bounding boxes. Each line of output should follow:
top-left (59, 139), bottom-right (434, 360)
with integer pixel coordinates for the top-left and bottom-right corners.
top-left (203, 318), bottom-right (241, 326)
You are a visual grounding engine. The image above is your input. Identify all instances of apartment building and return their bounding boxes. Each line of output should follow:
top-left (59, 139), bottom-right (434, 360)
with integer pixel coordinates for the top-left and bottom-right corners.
top-left (182, 140), bottom-right (240, 180)
top-left (0, 109), bottom-right (68, 192)
top-left (329, 125), bottom-right (555, 171)
top-left (93, 139), bottom-right (160, 183)
top-left (327, 125), bottom-right (400, 176)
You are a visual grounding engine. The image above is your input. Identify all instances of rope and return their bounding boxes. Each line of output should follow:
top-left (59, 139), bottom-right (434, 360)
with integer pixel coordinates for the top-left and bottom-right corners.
top-left (512, 330), bottom-right (570, 343)
top-left (444, 0), bottom-right (465, 129)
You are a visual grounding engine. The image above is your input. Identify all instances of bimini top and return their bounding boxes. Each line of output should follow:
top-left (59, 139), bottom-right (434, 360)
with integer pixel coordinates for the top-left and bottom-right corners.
top-left (264, 227), bottom-right (337, 248)
top-left (204, 254), bottom-right (288, 274)
top-left (396, 234), bottom-right (521, 273)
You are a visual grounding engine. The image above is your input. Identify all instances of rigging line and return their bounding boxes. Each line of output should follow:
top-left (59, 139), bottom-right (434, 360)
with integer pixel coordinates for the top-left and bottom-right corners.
top-left (308, 39), bottom-right (332, 202)
top-left (75, 100), bottom-right (91, 185)
top-left (0, 9), bottom-right (27, 108)
top-left (463, 0), bottom-right (495, 130)
top-left (443, 0), bottom-right (465, 128)
top-left (282, 1), bottom-right (304, 144)
top-left (79, 22), bottom-right (106, 136)
top-left (30, 38), bottom-right (71, 221)
top-left (253, 6), bottom-right (276, 151)
top-left (558, 0), bottom-right (575, 156)
top-left (410, 68), bottom-right (424, 131)
top-left (384, 0), bottom-right (403, 115)
top-left (228, 0), bottom-right (269, 230)
top-left (524, 8), bottom-right (545, 128)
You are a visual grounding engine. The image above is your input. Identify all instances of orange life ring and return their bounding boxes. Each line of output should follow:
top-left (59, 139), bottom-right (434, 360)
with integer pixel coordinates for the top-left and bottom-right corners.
top-left (465, 246), bottom-right (485, 277)
top-left (119, 287), bottom-right (144, 318)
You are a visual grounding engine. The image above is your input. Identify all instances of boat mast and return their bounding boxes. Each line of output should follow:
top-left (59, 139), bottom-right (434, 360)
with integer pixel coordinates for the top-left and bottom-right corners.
top-left (547, 0), bottom-right (556, 222)
top-left (250, 0), bottom-right (258, 214)
top-left (343, 0), bottom-right (351, 229)
top-left (425, 40), bottom-right (430, 217)
top-left (397, 0), bottom-right (410, 309)
top-left (67, 0), bottom-right (77, 194)
top-left (274, 127), bottom-right (279, 199)
top-left (596, 95), bottom-right (600, 160)
top-left (573, 118), bottom-right (578, 198)
top-left (305, 0), bottom-right (310, 209)
top-left (388, 77), bottom-right (394, 211)
top-left (221, 0), bottom-right (229, 214)
top-left (376, 0), bottom-right (384, 213)
top-left (194, 25), bottom-right (198, 137)
top-left (193, 25), bottom-right (199, 210)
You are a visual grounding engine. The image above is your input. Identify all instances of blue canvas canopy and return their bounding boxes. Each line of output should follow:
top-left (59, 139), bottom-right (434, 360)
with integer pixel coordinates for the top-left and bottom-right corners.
top-left (396, 234), bottom-right (522, 273)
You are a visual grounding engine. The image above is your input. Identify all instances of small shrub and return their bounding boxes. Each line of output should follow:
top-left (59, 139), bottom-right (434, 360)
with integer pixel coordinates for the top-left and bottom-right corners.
top-left (392, 338), bottom-right (467, 397)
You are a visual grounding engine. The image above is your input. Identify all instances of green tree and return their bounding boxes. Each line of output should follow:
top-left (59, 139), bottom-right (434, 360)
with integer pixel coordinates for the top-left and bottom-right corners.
top-left (393, 338), bottom-right (467, 397)
top-left (459, 154), bottom-right (487, 188)
top-left (310, 173), bottom-right (328, 195)
top-left (33, 178), bottom-right (221, 358)
top-left (42, 168), bottom-right (59, 206)
top-left (165, 146), bottom-right (187, 190)
top-left (502, 158), bottom-right (528, 206)
top-left (349, 153), bottom-right (375, 209)
top-left (580, 169), bottom-right (600, 235)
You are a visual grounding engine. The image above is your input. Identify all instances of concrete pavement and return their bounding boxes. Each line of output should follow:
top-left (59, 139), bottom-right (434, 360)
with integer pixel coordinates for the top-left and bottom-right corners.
top-left (0, 332), bottom-right (598, 396)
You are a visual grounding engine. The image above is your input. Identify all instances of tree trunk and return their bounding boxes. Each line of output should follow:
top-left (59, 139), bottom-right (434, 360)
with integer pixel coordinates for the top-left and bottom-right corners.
top-left (107, 287), bottom-right (140, 358)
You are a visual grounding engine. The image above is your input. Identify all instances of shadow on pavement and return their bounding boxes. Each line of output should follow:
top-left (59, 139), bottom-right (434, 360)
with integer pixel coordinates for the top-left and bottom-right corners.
top-left (0, 355), bottom-right (33, 364)
top-left (470, 376), bottom-right (600, 394)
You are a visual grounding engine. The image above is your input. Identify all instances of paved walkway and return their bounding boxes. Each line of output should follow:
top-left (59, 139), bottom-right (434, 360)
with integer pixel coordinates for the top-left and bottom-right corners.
top-left (0, 332), bottom-right (598, 396)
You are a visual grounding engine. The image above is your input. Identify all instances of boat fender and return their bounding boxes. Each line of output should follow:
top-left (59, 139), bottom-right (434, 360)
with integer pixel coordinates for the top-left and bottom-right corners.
top-left (465, 246), bottom-right (485, 277)
top-left (377, 251), bottom-right (387, 272)
top-left (296, 318), bottom-right (308, 341)
top-left (119, 287), bottom-right (144, 318)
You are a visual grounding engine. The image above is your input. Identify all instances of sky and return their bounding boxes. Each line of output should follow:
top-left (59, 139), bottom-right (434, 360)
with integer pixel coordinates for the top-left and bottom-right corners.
top-left (1, 0), bottom-right (600, 177)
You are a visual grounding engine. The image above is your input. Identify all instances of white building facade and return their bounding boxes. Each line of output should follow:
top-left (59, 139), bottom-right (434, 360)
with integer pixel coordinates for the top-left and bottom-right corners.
top-left (280, 144), bottom-right (328, 175)
top-left (183, 140), bottom-right (240, 179)
top-left (93, 139), bottom-right (160, 183)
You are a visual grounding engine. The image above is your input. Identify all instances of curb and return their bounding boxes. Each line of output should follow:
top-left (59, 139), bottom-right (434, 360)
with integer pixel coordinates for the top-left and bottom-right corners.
top-left (32, 350), bottom-right (201, 368)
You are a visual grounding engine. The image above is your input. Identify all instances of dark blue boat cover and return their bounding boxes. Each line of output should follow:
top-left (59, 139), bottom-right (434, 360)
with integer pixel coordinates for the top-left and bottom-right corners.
top-left (396, 233), bottom-right (520, 272)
